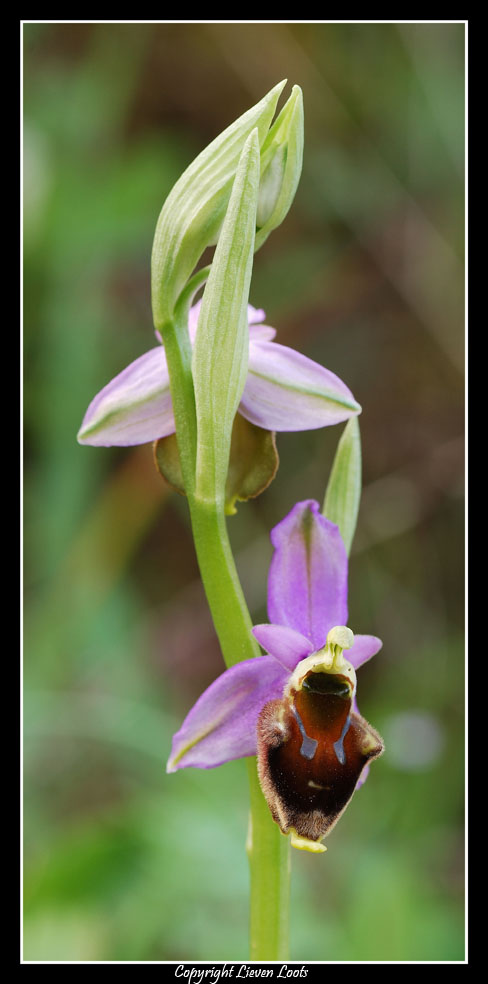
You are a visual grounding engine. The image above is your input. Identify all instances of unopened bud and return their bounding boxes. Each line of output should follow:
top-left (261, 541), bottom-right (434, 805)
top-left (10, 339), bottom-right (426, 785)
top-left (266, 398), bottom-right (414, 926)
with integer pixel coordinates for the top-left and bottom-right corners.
top-left (255, 84), bottom-right (304, 250)
top-left (256, 144), bottom-right (287, 227)
top-left (151, 80), bottom-right (287, 329)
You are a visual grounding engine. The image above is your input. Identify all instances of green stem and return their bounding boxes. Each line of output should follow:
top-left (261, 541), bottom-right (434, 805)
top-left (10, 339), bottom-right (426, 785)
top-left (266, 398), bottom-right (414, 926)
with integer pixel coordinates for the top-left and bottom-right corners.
top-left (155, 267), bottom-right (211, 495)
top-left (187, 493), bottom-right (291, 959)
top-left (247, 761), bottom-right (291, 961)
top-left (158, 301), bottom-right (290, 960)
top-left (187, 496), bottom-right (259, 666)
top-left (160, 322), bottom-right (197, 495)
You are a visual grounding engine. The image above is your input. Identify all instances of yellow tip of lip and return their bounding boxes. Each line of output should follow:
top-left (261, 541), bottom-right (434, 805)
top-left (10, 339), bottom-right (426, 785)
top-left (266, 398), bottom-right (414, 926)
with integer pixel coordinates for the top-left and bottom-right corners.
top-left (290, 830), bottom-right (327, 854)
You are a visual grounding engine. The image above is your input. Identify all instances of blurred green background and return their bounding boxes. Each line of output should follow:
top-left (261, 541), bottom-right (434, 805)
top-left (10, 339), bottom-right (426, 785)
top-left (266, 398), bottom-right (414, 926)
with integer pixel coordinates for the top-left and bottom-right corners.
top-left (23, 22), bottom-right (465, 962)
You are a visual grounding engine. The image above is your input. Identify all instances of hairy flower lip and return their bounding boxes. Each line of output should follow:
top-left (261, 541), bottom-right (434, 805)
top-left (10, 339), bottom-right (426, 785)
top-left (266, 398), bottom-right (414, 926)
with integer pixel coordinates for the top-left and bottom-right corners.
top-left (256, 681), bottom-right (384, 845)
top-left (77, 305), bottom-right (360, 448)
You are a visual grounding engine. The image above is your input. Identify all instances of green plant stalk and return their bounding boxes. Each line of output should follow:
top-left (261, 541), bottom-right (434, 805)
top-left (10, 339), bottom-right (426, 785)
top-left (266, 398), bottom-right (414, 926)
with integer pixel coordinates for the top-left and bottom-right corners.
top-left (187, 491), bottom-right (291, 959)
top-left (156, 265), bottom-right (212, 496)
top-left (247, 759), bottom-right (291, 960)
top-left (187, 495), bottom-right (259, 665)
top-left (156, 136), bottom-right (292, 962)
top-left (158, 312), bottom-right (291, 959)
top-left (158, 321), bottom-right (197, 495)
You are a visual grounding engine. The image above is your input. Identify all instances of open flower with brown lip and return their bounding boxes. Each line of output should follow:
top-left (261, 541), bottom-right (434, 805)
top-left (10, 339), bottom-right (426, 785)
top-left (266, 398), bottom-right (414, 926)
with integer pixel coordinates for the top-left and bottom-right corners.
top-left (256, 623), bottom-right (383, 852)
top-left (167, 499), bottom-right (384, 852)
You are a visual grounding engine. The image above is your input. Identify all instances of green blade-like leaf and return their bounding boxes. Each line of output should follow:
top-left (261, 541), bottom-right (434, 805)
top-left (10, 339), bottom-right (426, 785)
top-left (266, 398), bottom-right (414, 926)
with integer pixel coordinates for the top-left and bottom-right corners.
top-left (322, 416), bottom-right (362, 555)
top-left (192, 129), bottom-right (260, 505)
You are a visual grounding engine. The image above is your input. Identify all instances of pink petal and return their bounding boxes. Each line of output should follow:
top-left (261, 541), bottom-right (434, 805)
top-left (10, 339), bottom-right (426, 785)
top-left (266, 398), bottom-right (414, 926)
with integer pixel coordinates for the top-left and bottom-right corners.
top-left (166, 656), bottom-right (288, 771)
top-left (77, 347), bottom-right (175, 447)
top-left (240, 339), bottom-right (361, 431)
top-left (356, 763), bottom-right (370, 788)
top-left (348, 634), bottom-right (383, 670)
top-left (188, 300), bottom-right (270, 341)
top-left (247, 305), bottom-right (266, 324)
top-left (349, 636), bottom-right (382, 786)
top-left (267, 500), bottom-right (348, 649)
top-left (248, 323), bottom-right (277, 341)
top-left (252, 623), bottom-right (314, 670)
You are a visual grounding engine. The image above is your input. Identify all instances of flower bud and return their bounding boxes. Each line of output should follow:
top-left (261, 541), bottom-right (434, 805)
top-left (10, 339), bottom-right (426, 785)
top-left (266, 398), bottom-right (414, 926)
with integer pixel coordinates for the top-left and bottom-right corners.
top-left (254, 84), bottom-right (304, 250)
top-left (256, 143), bottom-right (287, 228)
top-left (151, 80), bottom-right (287, 329)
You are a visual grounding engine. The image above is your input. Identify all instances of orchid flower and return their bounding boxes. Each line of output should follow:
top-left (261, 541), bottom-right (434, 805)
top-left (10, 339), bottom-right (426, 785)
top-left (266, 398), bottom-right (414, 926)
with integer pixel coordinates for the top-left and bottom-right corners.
top-left (77, 304), bottom-right (360, 448)
top-left (167, 499), bottom-right (384, 853)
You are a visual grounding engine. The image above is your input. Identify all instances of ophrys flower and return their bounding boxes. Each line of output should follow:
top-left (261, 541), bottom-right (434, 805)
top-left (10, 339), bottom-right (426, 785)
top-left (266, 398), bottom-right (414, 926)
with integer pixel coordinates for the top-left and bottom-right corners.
top-left (167, 499), bottom-right (384, 852)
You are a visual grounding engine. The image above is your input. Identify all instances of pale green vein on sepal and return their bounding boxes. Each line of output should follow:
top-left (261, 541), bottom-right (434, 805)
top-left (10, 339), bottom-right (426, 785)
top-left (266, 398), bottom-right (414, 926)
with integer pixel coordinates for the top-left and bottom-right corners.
top-left (322, 416), bottom-right (362, 555)
top-left (193, 129), bottom-right (260, 505)
top-left (248, 367), bottom-right (361, 413)
top-left (78, 403), bottom-right (167, 444)
top-left (166, 723), bottom-right (217, 773)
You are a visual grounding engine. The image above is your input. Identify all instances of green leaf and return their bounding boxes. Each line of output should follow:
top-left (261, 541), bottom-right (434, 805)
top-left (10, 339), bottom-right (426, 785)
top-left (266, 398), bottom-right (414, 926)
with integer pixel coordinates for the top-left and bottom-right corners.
top-left (322, 417), bottom-right (362, 555)
top-left (192, 129), bottom-right (260, 505)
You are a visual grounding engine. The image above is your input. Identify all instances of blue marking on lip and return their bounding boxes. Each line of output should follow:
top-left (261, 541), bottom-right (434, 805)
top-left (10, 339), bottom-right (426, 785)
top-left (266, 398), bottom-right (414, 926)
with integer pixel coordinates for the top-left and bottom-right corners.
top-left (333, 715), bottom-right (351, 765)
top-left (292, 706), bottom-right (318, 760)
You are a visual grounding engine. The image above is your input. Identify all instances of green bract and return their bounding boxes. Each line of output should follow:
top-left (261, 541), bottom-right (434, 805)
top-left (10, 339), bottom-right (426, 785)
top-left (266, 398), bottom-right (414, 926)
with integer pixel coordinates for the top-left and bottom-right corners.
top-left (323, 416), bottom-right (362, 555)
top-left (151, 80), bottom-right (286, 330)
top-left (192, 129), bottom-right (260, 505)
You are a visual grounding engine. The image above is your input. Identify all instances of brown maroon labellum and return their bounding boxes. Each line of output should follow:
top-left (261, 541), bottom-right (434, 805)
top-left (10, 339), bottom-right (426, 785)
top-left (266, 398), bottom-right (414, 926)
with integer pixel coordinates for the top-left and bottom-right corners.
top-left (257, 669), bottom-right (384, 844)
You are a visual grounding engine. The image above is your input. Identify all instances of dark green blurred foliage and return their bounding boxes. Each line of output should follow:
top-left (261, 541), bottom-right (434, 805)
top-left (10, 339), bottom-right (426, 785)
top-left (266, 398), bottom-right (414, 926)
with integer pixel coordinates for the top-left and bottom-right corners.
top-left (23, 23), bottom-right (465, 962)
